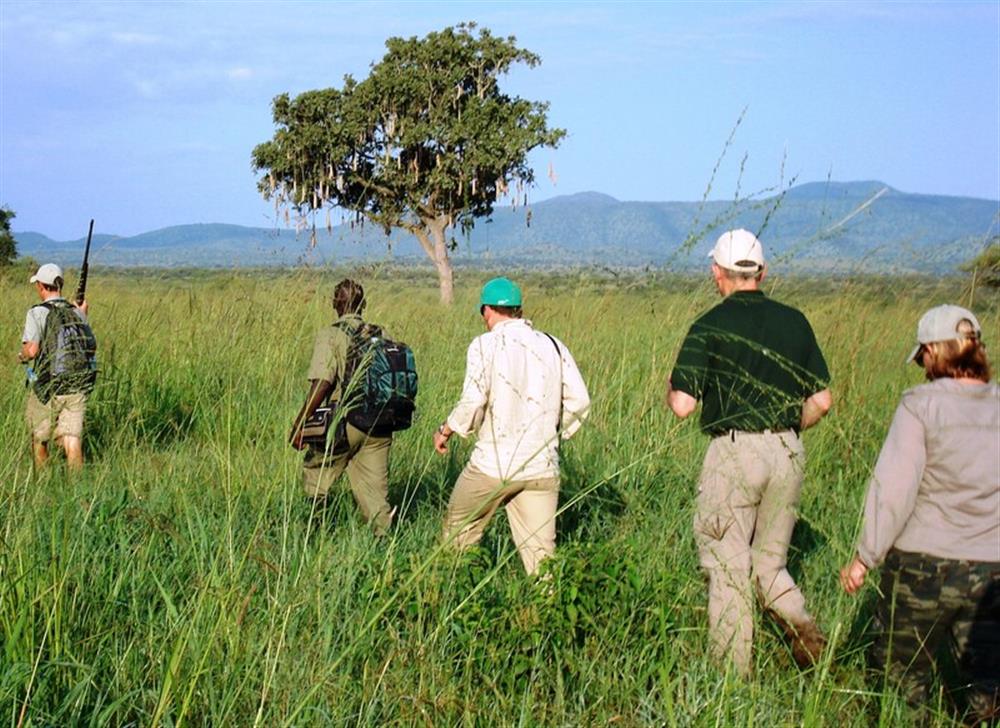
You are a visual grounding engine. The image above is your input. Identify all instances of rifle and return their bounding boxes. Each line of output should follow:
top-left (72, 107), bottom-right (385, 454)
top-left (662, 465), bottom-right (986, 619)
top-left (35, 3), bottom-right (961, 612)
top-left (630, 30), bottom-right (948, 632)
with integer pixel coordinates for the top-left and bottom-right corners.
top-left (74, 219), bottom-right (94, 305)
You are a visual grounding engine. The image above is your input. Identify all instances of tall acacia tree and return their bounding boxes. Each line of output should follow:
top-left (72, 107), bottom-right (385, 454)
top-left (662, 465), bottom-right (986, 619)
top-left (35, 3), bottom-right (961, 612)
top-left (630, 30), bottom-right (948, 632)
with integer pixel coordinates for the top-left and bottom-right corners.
top-left (252, 23), bottom-right (564, 304)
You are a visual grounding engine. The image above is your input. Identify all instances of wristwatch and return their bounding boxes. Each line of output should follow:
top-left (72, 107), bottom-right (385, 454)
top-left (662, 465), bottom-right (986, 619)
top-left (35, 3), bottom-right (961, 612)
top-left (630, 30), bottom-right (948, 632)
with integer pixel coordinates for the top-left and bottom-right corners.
top-left (437, 422), bottom-right (449, 436)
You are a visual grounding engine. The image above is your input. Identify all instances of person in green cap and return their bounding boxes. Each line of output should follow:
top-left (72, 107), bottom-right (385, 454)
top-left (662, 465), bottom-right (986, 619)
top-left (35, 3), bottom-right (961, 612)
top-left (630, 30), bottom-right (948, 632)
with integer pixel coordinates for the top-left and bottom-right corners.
top-left (434, 277), bottom-right (590, 575)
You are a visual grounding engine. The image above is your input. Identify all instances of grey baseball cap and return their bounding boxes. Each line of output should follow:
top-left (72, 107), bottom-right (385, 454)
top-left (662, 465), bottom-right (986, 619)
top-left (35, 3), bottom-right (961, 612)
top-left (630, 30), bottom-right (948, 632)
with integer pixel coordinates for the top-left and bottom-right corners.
top-left (908, 304), bottom-right (982, 363)
top-left (29, 263), bottom-right (64, 286)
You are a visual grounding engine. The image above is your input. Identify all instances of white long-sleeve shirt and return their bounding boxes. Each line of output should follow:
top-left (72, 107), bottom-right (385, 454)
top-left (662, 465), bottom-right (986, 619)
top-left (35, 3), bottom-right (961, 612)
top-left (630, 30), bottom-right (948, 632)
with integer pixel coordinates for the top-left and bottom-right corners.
top-left (446, 318), bottom-right (590, 481)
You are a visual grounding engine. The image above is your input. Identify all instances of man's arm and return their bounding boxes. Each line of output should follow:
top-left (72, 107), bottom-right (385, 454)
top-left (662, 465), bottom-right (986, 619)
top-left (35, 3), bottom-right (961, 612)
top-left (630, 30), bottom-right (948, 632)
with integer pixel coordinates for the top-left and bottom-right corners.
top-left (435, 339), bottom-right (490, 455)
top-left (289, 378), bottom-right (332, 450)
top-left (666, 378), bottom-right (698, 419)
top-left (18, 341), bottom-right (39, 363)
top-left (557, 342), bottom-right (590, 440)
top-left (800, 388), bottom-right (832, 430)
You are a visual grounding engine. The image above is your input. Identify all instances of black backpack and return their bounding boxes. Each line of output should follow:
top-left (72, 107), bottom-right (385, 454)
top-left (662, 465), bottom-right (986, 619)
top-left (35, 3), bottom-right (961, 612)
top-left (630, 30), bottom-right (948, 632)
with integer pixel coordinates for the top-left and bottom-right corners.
top-left (335, 320), bottom-right (418, 435)
top-left (33, 300), bottom-right (98, 403)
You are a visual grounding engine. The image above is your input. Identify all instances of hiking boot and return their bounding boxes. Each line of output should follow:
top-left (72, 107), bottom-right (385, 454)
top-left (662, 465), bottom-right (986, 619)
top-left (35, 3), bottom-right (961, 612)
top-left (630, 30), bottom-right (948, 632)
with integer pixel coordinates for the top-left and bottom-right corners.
top-left (787, 619), bottom-right (827, 668)
top-left (770, 612), bottom-right (827, 668)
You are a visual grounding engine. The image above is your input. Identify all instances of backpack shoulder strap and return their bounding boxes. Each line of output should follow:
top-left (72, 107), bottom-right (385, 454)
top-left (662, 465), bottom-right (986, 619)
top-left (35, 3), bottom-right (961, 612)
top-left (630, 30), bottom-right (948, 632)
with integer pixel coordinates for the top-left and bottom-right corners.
top-left (541, 332), bottom-right (564, 435)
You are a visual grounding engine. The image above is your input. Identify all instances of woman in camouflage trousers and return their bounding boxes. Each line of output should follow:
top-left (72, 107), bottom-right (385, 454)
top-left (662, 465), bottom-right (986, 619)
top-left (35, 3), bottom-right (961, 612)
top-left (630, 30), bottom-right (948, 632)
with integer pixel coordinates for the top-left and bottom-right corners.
top-left (840, 305), bottom-right (999, 723)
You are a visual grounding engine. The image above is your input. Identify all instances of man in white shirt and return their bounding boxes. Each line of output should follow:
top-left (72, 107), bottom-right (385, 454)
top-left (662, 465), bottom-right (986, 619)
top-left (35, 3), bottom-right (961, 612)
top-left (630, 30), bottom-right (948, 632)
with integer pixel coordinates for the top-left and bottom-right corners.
top-left (434, 277), bottom-right (590, 575)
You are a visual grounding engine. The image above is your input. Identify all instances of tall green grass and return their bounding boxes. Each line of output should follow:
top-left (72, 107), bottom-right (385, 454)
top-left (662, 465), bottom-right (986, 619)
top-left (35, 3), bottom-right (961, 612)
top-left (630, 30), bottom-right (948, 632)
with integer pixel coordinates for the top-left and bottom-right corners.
top-left (0, 267), bottom-right (993, 726)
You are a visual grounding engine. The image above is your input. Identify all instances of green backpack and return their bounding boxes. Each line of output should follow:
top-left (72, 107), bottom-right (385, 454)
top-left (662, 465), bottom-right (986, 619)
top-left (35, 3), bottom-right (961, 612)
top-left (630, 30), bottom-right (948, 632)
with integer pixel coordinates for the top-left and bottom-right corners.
top-left (335, 321), bottom-right (418, 436)
top-left (33, 300), bottom-right (98, 403)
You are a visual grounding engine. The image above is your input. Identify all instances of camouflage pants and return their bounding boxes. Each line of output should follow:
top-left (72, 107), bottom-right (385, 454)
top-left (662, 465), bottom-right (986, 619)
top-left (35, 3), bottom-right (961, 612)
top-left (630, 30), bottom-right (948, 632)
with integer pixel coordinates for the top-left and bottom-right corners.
top-left (871, 549), bottom-right (1000, 720)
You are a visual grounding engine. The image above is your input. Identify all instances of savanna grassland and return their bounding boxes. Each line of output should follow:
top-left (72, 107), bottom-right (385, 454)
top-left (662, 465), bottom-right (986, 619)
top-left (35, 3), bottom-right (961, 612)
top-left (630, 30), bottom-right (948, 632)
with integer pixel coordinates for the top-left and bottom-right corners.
top-left (0, 266), bottom-right (994, 727)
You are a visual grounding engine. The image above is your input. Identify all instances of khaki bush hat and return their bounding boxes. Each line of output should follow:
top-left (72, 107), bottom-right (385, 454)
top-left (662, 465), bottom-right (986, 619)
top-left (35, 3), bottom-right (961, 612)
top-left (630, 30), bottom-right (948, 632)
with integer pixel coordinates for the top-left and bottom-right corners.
top-left (708, 229), bottom-right (765, 272)
top-left (29, 263), bottom-right (64, 286)
top-left (908, 304), bottom-right (982, 363)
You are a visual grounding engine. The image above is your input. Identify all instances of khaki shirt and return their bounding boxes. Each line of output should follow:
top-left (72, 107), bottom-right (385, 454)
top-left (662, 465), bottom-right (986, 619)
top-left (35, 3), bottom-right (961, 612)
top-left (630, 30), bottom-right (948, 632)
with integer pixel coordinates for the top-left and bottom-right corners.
top-left (306, 313), bottom-right (364, 403)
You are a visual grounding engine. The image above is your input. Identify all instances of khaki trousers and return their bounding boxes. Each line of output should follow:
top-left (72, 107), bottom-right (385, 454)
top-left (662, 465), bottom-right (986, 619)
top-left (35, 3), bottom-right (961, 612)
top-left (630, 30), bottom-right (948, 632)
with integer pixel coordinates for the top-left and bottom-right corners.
top-left (26, 390), bottom-right (87, 442)
top-left (694, 430), bottom-right (813, 675)
top-left (302, 424), bottom-right (392, 535)
top-left (443, 463), bottom-right (560, 575)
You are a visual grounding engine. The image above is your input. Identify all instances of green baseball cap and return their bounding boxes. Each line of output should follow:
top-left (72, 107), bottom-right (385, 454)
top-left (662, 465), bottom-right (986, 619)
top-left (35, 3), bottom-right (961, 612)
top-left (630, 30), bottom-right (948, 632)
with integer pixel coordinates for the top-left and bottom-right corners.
top-left (479, 277), bottom-right (522, 309)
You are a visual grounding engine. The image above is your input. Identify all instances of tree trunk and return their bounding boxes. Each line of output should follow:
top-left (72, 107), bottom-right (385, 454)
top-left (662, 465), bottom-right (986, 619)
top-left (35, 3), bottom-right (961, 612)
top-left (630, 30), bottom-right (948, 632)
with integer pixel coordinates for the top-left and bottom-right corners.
top-left (414, 216), bottom-right (455, 305)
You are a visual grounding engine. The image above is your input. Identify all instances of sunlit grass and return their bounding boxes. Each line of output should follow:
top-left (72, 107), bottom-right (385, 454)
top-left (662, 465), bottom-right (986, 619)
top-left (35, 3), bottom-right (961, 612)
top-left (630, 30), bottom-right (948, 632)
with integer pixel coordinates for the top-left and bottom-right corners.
top-left (0, 267), bottom-right (992, 726)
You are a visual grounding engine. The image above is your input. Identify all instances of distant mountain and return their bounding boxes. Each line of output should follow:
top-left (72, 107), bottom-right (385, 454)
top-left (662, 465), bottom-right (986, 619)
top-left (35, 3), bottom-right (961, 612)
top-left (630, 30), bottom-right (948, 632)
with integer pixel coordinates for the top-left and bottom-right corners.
top-left (14, 181), bottom-right (998, 272)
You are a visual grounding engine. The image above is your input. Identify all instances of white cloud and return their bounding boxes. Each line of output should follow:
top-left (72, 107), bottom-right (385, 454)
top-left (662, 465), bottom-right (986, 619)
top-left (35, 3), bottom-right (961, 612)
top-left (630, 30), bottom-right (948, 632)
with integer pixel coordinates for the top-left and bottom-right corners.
top-left (110, 31), bottom-right (164, 45)
top-left (227, 67), bottom-right (254, 81)
top-left (133, 78), bottom-right (160, 99)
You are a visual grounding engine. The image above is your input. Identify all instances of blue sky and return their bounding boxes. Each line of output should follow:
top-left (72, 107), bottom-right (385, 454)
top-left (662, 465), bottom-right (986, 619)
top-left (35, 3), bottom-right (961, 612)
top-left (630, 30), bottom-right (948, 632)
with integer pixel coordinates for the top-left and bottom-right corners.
top-left (1, 0), bottom-right (997, 239)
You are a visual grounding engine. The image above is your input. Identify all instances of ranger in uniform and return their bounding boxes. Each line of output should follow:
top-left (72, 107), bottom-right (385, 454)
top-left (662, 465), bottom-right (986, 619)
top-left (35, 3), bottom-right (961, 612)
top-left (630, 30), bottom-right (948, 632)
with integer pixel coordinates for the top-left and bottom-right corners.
top-left (666, 229), bottom-right (832, 675)
top-left (290, 279), bottom-right (393, 535)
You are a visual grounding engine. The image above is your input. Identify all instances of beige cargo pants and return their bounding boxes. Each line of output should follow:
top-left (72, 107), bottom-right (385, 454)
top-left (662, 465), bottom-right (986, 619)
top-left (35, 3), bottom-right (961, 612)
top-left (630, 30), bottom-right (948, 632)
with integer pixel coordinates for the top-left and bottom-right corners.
top-left (303, 423), bottom-right (392, 535)
top-left (694, 430), bottom-right (815, 675)
top-left (443, 463), bottom-right (560, 575)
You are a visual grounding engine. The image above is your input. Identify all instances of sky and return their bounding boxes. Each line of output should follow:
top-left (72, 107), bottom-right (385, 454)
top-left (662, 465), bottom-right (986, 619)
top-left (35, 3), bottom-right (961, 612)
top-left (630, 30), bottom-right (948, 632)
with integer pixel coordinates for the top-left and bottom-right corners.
top-left (1, 0), bottom-right (998, 240)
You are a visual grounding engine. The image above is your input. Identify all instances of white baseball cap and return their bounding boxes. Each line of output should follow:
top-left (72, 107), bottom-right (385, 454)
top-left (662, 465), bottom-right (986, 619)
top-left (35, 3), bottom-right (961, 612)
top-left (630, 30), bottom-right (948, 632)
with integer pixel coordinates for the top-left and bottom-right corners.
top-left (708, 229), bottom-right (765, 272)
top-left (29, 263), bottom-right (64, 286)
top-left (908, 304), bottom-right (982, 363)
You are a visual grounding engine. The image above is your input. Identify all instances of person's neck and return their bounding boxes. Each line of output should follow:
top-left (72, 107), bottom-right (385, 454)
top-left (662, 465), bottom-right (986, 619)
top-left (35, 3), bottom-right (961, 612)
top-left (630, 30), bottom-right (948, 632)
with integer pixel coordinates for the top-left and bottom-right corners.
top-left (721, 281), bottom-right (759, 297)
top-left (486, 315), bottom-right (517, 332)
top-left (40, 290), bottom-right (63, 302)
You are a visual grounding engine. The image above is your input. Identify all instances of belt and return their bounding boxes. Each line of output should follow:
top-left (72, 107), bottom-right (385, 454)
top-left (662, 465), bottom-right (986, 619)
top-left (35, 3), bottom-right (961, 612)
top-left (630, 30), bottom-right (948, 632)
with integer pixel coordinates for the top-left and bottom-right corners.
top-left (713, 428), bottom-right (798, 441)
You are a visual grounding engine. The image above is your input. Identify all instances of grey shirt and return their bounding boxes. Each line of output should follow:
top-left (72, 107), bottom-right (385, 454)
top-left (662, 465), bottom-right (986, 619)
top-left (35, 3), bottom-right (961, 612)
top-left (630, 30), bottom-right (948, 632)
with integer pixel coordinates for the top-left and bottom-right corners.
top-left (22, 297), bottom-right (87, 343)
top-left (857, 378), bottom-right (1000, 567)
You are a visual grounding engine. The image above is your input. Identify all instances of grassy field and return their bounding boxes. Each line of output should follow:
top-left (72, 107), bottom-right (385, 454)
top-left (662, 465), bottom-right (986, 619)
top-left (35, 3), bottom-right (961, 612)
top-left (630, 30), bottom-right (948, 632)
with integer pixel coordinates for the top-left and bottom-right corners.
top-left (0, 265), bottom-right (994, 726)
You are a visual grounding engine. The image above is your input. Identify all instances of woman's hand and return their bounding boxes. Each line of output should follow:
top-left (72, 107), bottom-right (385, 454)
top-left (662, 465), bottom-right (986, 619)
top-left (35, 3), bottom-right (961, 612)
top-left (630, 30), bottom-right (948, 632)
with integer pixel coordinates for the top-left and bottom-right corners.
top-left (840, 556), bottom-right (869, 594)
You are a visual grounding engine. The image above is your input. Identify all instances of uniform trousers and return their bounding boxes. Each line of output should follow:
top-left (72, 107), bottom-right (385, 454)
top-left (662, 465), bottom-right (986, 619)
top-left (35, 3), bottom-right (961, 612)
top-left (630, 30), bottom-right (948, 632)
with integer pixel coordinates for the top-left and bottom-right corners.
top-left (302, 423), bottom-right (392, 535)
top-left (694, 429), bottom-right (814, 674)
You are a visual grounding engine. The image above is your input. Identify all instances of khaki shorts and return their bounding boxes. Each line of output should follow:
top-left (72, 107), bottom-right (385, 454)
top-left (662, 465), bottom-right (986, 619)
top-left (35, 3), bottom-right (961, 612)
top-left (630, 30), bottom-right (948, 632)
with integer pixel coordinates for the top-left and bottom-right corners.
top-left (26, 390), bottom-right (87, 443)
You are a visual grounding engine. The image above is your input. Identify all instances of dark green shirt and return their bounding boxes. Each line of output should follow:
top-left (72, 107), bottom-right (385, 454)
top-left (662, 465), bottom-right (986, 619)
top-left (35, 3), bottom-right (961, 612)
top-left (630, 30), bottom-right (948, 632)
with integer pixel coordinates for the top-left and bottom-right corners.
top-left (671, 290), bottom-right (830, 435)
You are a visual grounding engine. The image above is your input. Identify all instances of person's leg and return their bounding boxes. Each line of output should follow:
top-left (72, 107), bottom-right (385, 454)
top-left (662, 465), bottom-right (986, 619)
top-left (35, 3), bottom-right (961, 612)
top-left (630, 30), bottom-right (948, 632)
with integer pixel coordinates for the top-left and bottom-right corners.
top-left (750, 432), bottom-right (823, 664)
top-left (53, 393), bottom-right (87, 471)
top-left (950, 560), bottom-right (1000, 723)
top-left (442, 464), bottom-right (510, 551)
top-left (870, 550), bottom-right (955, 706)
top-left (343, 425), bottom-right (393, 535)
top-left (504, 476), bottom-right (559, 575)
top-left (694, 436), bottom-right (765, 676)
top-left (302, 443), bottom-right (350, 500)
top-left (61, 436), bottom-right (84, 470)
top-left (26, 390), bottom-right (52, 467)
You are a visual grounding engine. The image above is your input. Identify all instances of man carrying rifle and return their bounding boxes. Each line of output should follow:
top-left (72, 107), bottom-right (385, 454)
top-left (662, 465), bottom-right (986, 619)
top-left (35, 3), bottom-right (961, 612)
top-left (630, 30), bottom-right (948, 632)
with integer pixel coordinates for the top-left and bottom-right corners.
top-left (18, 263), bottom-right (98, 470)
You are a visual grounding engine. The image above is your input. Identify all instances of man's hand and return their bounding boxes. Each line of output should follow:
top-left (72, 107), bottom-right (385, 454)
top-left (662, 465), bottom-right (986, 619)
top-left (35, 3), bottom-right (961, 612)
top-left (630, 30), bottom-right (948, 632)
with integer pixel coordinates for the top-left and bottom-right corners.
top-left (433, 422), bottom-right (452, 455)
top-left (75, 300), bottom-right (89, 317)
top-left (839, 555), bottom-right (869, 594)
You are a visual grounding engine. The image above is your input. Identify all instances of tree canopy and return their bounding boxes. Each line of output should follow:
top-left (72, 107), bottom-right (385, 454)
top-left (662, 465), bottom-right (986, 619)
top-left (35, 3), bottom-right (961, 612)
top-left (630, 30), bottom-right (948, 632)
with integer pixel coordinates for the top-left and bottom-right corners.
top-left (0, 207), bottom-right (16, 267)
top-left (252, 22), bottom-right (564, 303)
